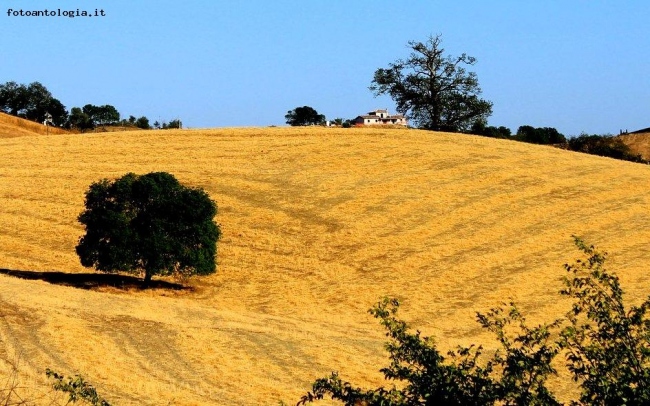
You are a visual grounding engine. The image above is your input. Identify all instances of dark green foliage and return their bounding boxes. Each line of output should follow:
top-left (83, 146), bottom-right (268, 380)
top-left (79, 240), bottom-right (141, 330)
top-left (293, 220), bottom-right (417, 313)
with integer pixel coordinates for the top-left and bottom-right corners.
top-left (135, 116), bottom-right (150, 129)
top-left (81, 104), bottom-right (120, 128)
top-left (560, 237), bottom-right (650, 405)
top-left (567, 134), bottom-right (647, 163)
top-left (46, 369), bottom-right (110, 406)
top-left (162, 119), bottom-right (182, 129)
top-left (331, 118), bottom-right (352, 128)
top-left (68, 107), bottom-right (95, 132)
top-left (470, 121), bottom-right (512, 139)
top-left (369, 35), bottom-right (492, 132)
top-left (515, 126), bottom-right (566, 145)
top-left (0, 81), bottom-right (68, 125)
top-left (299, 238), bottom-right (650, 405)
top-left (0, 81), bottom-right (28, 116)
top-left (97, 105), bottom-right (119, 126)
top-left (300, 298), bottom-right (560, 405)
top-left (76, 172), bottom-right (221, 286)
top-left (477, 304), bottom-right (561, 406)
top-left (285, 106), bottom-right (326, 126)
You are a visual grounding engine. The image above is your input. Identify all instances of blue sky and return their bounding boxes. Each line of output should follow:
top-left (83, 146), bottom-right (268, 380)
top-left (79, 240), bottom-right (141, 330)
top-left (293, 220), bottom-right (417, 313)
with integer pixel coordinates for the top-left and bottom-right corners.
top-left (2, 1), bottom-right (648, 135)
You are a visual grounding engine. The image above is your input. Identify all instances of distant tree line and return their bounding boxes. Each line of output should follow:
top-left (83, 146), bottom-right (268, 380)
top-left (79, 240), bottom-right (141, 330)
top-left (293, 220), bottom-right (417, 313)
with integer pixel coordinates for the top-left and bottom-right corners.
top-left (0, 81), bottom-right (180, 133)
top-left (567, 133), bottom-right (647, 163)
top-left (470, 121), bottom-right (647, 164)
top-left (152, 119), bottom-right (182, 130)
top-left (0, 81), bottom-right (67, 126)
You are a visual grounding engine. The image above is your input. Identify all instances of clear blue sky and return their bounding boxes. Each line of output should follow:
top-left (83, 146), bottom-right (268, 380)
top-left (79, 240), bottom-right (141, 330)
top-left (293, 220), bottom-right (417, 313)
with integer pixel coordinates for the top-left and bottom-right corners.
top-left (2, 1), bottom-right (648, 135)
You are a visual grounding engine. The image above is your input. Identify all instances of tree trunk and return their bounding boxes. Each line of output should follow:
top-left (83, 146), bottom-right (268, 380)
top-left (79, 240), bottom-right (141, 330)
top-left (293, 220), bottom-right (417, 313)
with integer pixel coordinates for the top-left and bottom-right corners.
top-left (142, 271), bottom-right (152, 288)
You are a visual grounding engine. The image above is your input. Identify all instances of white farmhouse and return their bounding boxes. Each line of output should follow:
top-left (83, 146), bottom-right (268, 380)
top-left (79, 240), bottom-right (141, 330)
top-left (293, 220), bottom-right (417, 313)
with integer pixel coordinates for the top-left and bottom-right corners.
top-left (352, 109), bottom-right (407, 126)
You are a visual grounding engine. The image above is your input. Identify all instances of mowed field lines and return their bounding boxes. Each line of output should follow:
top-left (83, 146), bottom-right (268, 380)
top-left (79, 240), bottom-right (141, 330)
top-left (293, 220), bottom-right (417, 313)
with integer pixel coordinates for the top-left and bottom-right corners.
top-left (2, 127), bottom-right (650, 404)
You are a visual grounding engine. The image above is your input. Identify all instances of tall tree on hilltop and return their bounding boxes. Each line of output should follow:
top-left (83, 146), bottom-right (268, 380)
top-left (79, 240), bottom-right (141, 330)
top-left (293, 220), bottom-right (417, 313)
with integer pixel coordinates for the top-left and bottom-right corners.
top-left (0, 81), bottom-right (28, 116)
top-left (370, 35), bottom-right (493, 132)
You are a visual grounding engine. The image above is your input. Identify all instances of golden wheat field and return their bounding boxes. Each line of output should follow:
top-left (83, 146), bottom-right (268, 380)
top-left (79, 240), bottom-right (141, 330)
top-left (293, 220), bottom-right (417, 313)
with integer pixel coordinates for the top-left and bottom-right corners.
top-left (0, 112), bottom-right (69, 138)
top-left (2, 119), bottom-right (650, 404)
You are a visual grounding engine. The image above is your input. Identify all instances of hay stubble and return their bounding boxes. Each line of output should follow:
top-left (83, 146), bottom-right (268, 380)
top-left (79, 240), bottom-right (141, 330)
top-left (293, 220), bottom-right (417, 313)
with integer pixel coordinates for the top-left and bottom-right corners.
top-left (1, 127), bottom-right (650, 404)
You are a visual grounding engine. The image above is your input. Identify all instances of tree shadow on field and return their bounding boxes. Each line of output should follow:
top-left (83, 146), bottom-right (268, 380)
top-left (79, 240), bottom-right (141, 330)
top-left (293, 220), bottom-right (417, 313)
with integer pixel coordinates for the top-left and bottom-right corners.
top-left (0, 268), bottom-right (191, 291)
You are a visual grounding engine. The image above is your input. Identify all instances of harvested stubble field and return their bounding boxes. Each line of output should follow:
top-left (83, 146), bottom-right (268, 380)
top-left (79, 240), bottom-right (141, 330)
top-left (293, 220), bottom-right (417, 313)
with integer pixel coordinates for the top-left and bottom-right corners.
top-left (1, 124), bottom-right (650, 404)
top-left (0, 112), bottom-right (69, 138)
top-left (618, 131), bottom-right (650, 160)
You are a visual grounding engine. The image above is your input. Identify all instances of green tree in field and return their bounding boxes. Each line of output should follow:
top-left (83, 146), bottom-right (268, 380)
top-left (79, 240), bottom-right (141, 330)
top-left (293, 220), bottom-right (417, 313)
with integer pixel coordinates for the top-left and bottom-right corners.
top-left (97, 105), bottom-right (120, 126)
top-left (135, 116), bottom-right (150, 129)
top-left (76, 172), bottom-right (221, 286)
top-left (299, 237), bottom-right (650, 405)
top-left (68, 107), bottom-right (95, 132)
top-left (82, 104), bottom-right (120, 128)
top-left (285, 106), bottom-right (326, 126)
top-left (370, 35), bottom-right (492, 132)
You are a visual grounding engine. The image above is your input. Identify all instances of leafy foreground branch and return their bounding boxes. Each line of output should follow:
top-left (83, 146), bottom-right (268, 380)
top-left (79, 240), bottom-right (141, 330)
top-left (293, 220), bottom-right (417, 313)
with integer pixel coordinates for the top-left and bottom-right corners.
top-left (45, 369), bottom-right (110, 406)
top-left (299, 237), bottom-right (650, 405)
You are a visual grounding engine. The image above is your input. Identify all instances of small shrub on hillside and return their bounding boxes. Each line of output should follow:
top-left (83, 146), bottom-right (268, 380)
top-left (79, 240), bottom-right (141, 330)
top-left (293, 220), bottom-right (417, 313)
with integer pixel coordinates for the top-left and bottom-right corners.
top-left (299, 237), bottom-right (650, 405)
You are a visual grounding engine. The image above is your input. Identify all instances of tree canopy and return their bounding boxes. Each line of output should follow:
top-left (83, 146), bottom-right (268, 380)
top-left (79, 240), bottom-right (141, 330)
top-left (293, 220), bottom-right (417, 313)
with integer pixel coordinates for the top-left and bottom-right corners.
top-left (76, 172), bottom-right (221, 286)
top-left (515, 125), bottom-right (566, 144)
top-left (135, 116), bottom-right (150, 129)
top-left (67, 107), bottom-right (95, 132)
top-left (370, 35), bottom-right (492, 132)
top-left (81, 104), bottom-right (120, 128)
top-left (285, 106), bottom-right (326, 126)
top-left (0, 81), bottom-right (68, 125)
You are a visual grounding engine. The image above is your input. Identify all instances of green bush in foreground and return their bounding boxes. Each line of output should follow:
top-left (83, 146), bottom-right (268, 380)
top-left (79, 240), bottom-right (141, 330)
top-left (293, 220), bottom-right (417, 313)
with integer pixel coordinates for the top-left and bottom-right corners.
top-left (46, 369), bottom-right (110, 406)
top-left (299, 237), bottom-right (650, 405)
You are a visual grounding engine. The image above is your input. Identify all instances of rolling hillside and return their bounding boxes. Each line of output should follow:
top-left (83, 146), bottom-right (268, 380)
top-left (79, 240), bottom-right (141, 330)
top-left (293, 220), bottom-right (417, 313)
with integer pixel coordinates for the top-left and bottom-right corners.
top-left (619, 131), bottom-right (650, 160)
top-left (0, 111), bottom-right (68, 138)
top-left (1, 126), bottom-right (650, 404)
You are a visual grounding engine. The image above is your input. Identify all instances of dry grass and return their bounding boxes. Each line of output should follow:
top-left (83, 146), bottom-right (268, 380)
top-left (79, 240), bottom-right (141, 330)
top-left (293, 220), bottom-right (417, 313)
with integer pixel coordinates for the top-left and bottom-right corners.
top-left (619, 132), bottom-right (650, 160)
top-left (1, 126), bottom-right (650, 404)
top-left (0, 113), bottom-right (68, 138)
